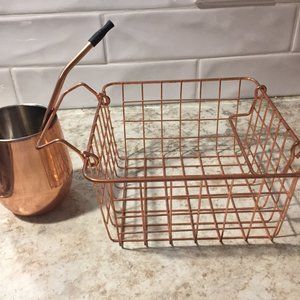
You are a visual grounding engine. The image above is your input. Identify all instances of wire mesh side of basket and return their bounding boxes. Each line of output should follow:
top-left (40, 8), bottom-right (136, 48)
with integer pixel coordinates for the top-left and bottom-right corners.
top-left (83, 77), bottom-right (300, 247)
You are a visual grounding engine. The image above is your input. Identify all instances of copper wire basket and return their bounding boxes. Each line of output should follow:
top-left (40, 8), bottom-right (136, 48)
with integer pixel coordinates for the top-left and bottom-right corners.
top-left (76, 77), bottom-right (299, 247)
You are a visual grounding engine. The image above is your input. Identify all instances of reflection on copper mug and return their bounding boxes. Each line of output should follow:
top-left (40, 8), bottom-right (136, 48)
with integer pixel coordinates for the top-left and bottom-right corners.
top-left (0, 104), bottom-right (73, 216)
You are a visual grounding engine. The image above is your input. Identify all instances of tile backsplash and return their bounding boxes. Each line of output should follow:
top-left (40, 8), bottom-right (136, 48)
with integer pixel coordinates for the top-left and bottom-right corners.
top-left (0, 1), bottom-right (299, 107)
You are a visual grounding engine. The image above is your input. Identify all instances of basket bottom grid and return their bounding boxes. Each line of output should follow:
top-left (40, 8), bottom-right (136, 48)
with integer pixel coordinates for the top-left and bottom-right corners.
top-left (95, 150), bottom-right (294, 247)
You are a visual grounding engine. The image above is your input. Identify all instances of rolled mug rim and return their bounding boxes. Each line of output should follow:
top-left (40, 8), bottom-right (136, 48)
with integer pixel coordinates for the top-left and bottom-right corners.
top-left (0, 103), bottom-right (57, 143)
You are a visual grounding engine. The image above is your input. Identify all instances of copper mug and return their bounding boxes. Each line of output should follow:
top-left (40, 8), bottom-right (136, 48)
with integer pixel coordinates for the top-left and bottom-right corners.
top-left (0, 21), bottom-right (113, 216)
top-left (0, 104), bottom-right (73, 216)
top-left (0, 99), bottom-right (99, 216)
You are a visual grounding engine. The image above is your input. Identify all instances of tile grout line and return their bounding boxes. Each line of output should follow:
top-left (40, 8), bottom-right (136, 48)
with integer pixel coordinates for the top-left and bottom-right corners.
top-left (100, 14), bottom-right (109, 66)
top-left (0, 6), bottom-right (196, 18)
top-left (103, 51), bottom-right (300, 65)
top-left (194, 59), bottom-right (200, 98)
top-left (289, 6), bottom-right (299, 51)
top-left (2, 51), bottom-right (299, 70)
top-left (8, 68), bottom-right (21, 105)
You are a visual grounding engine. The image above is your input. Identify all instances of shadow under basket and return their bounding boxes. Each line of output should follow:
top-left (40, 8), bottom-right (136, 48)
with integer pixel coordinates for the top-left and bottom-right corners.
top-left (78, 77), bottom-right (300, 247)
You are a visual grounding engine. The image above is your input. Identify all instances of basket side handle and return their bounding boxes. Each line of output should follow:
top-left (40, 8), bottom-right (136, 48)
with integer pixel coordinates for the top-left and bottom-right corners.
top-left (283, 141), bottom-right (300, 173)
top-left (36, 83), bottom-right (109, 165)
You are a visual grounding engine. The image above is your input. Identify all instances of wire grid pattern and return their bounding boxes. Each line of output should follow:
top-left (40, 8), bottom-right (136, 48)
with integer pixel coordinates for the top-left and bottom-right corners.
top-left (84, 78), bottom-right (299, 247)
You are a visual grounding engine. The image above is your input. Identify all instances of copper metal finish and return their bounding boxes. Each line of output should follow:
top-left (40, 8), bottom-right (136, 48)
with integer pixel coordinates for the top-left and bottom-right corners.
top-left (0, 42), bottom-right (95, 216)
top-left (78, 77), bottom-right (299, 247)
top-left (1, 25), bottom-right (112, 216)
top-left (0, 105), bottom-right (72, 216)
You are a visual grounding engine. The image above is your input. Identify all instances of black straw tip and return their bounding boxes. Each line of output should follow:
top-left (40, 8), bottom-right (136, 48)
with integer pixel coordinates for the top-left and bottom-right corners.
top-left (89, 20), bottom-right (115, 47)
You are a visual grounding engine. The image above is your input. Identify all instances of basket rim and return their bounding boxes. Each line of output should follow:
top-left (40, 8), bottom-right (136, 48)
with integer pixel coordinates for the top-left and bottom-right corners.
top-left (82, 76), bottom-right (300, 183)
top-left (101, 76), bottom-right (261, 92)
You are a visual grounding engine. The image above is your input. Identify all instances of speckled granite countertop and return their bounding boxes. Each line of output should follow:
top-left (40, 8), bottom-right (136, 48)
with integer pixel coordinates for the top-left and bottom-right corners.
top-left (0, 97), bottom-right (300, 299)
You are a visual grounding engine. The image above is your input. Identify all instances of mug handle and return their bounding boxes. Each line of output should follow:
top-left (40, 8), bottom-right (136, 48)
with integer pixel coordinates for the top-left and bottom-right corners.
top-left (36, 82), bottom-right (108, 166)
top-left (37, 21), bottom-right (114, 165)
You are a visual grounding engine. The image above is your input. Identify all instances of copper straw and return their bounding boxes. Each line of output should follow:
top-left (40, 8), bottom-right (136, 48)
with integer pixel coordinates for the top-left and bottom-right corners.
top-left (42, 20), bottom-right (114, 129)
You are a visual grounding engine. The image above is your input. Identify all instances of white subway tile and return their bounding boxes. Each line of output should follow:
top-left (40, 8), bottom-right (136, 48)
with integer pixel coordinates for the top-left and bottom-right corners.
top-left (0, 14), bottom-right (104, 67)
top-left (12, 59), bottom-right (197, 108)
top-left (198, 53), bottom-right (300, 97)
top-left (0, 69), bottom-right (18, 107)
top-left (292, 9), bottom-right (300, 52)
top-left (104, 5), bottom-right (296, 62)
top-left (0, 0), bottom-right (195, 14)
